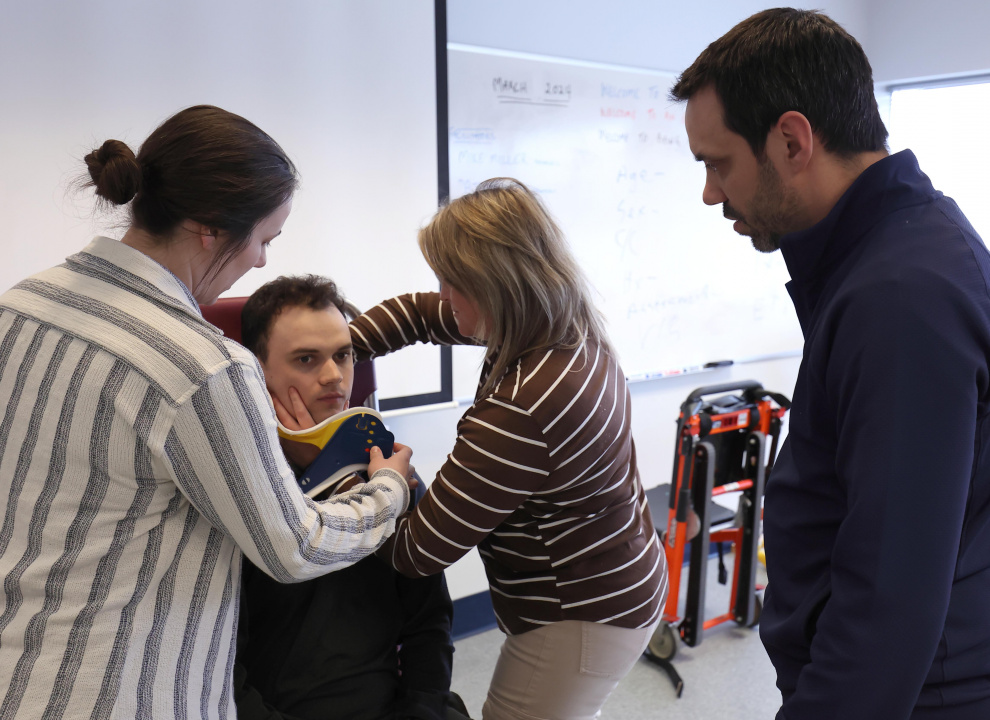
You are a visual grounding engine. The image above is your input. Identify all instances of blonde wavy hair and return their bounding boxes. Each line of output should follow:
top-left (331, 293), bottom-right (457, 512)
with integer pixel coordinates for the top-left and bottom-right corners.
top-left (419, 178), bottom-right (613, 397)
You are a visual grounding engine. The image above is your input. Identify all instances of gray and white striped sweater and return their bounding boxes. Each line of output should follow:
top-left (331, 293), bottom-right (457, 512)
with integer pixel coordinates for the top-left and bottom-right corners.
top-left (0, 237), bottom-right (409, 720)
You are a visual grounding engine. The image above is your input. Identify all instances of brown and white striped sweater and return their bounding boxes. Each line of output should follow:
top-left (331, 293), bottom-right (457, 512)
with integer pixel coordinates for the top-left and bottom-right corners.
top-left (351, 293), bottom-right (667, 635)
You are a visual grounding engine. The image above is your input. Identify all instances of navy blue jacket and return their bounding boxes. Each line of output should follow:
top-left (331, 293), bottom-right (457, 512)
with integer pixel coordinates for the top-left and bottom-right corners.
top-left (763, 151), bottom-right (990, 719)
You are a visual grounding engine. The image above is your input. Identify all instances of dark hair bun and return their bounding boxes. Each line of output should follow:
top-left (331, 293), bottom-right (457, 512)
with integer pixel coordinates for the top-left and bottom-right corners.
top-left (85, 139), bottom-right (141, 205)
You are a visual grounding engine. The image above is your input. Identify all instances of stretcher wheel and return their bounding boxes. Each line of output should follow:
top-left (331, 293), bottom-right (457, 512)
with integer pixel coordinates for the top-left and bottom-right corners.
top-left (750, 594), bottom-right (763, 627)
top-left (735, 594), bottom-right (763, 628)
top-left (647, 622), bottom-right (678, 661)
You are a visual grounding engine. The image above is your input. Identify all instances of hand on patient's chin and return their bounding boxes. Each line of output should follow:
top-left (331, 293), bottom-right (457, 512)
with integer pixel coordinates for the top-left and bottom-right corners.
top-left (270, 386), bottom-right (317, 431)
top-left (280, 437), bottom-right (320, 469)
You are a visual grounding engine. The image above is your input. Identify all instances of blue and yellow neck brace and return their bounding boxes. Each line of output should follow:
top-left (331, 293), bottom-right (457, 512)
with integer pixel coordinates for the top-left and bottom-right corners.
top-left (278, 408), bottom-right (395, 497)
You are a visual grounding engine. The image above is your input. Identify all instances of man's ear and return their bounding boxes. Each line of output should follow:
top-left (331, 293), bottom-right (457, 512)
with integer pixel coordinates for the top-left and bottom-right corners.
top-left (767, 110), bottom-right (814, 177)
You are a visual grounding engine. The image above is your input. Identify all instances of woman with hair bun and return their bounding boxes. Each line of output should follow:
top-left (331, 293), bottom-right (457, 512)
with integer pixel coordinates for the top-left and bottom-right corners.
top-left (0, 105), bottom-right (411, 719)
top-left (345, 178), bottom-right (667, 720)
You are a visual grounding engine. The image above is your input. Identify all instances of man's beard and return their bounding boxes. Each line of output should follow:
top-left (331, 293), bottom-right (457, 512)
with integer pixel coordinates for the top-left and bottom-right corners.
top-left (724, 159), bottom-right (800, 253)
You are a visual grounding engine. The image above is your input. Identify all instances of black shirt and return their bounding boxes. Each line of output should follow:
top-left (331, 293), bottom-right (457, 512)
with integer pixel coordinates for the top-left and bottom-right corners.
top-left (234, 485), bottom-right (455, 720)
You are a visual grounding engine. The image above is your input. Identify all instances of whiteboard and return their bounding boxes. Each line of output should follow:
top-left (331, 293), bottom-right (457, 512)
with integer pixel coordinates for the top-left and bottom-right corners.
top-left (447, 45), bottom-right (803, 392)
top-left (0, 0), bottom-right (442, 407)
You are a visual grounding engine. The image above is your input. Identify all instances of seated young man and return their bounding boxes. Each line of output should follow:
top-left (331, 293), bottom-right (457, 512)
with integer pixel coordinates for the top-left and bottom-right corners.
top-left (233, 274), bottom-right (462, 720)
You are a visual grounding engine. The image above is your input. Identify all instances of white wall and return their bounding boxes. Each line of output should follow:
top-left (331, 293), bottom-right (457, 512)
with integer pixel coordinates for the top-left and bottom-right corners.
top-left (446, 0), bottom-right (868, 76)
top-left (0, 0), bottom-right (443, 404)
top-left (865, 0), bottom-right (990, 83)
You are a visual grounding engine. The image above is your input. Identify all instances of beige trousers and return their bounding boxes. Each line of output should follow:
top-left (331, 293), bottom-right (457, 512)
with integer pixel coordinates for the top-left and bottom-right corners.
top-left (482, 619), bottom-right (659, 720)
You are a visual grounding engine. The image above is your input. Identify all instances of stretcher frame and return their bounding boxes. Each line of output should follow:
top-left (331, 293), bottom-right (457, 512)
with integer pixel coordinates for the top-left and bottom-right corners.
top-left (644, 380), bottom-right (790, 695)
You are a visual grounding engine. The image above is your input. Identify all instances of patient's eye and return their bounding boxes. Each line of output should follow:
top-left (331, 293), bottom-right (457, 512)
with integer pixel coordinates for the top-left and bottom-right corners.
top-left (335, 349), bottom-right (355, 364)
top-left (296, 354), bottom-right (314, 365)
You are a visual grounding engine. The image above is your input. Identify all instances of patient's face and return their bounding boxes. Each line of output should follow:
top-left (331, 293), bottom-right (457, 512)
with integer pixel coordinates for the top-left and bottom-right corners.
top-left (261, 304), bottom-right (355, 425)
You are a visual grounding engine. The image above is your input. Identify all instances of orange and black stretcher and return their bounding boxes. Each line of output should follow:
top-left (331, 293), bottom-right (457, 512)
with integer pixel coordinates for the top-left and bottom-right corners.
top-left (643, 380), bottom-right (790, 696)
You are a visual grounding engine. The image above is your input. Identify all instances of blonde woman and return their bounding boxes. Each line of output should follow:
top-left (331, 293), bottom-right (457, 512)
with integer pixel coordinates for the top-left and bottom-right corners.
top-left (349, 178), bottom-right (667, 719)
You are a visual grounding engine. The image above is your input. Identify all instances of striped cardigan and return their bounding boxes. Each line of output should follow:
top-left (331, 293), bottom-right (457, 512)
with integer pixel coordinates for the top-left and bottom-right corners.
top-left (351, 293), bottom-right (666, 635)
top-left (0, 237), bottom-right (409, 720)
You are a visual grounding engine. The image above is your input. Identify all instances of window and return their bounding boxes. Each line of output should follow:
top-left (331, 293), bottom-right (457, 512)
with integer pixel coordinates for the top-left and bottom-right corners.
top-left (888, 80), bottom-right (990, 241)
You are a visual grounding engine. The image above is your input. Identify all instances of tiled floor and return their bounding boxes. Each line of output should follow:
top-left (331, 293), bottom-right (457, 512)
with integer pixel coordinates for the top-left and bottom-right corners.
top-left (451, 557), bottom-right (781, 719)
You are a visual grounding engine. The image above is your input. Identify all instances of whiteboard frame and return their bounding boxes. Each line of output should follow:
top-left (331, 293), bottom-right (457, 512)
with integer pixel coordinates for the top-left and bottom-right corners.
top-left (379, 0), bottom-right (454, 411)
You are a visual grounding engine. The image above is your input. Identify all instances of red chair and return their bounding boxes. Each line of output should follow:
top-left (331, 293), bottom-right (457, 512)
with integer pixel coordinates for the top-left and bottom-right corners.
top-left (200, 297), bottom-right (379, 409)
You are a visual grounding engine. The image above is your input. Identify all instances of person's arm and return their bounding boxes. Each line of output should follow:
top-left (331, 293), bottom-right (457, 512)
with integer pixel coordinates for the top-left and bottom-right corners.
top-left (162, 352), bottom-right (411, 582)
top-left (776, 272), bottom-right (986, 719)
top-left (393, 570), bottom-right (455, 720)
top-left (349, 292), bottom-right (479, 360)
top-left (380, 394), bottom-right (552, 577)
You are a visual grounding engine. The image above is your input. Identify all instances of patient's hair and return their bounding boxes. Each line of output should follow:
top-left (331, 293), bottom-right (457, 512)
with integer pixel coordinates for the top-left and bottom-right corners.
top-left (419, 177), bottom-right (612, 398)
top-left (241, 274), bottom-right (348, 361)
